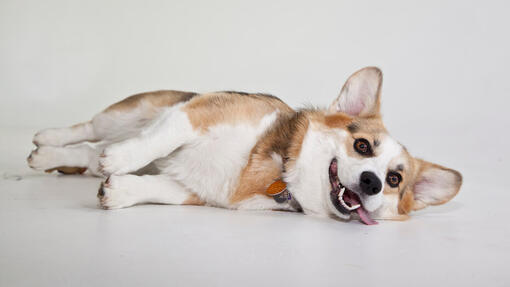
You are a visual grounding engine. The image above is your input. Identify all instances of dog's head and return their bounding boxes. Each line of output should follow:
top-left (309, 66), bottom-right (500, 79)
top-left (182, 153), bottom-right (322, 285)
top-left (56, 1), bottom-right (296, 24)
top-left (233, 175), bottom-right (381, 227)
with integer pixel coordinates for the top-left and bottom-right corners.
top-left (285, 67), bottom-right (462, 224)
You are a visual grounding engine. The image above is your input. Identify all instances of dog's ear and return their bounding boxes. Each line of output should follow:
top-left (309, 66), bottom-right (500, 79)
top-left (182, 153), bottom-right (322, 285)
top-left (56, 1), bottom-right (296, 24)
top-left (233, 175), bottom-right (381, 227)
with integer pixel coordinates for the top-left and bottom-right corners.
top-left (409, 159), bottom-right (463, 211)
top-left (328, 67), bottom-right (383, 117)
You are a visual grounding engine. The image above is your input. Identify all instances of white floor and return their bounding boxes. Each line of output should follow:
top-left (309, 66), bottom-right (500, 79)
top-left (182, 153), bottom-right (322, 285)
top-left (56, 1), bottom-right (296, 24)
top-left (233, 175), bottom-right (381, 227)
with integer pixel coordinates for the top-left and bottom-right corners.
top-left (1, 127), bottom-right (509, 287)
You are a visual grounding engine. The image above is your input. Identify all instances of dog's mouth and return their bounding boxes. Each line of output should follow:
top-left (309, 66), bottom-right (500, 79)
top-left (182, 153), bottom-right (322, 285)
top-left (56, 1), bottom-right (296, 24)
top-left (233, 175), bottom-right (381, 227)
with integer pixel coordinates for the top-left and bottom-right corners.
top-left (329, 158), bottom-right (378, 225)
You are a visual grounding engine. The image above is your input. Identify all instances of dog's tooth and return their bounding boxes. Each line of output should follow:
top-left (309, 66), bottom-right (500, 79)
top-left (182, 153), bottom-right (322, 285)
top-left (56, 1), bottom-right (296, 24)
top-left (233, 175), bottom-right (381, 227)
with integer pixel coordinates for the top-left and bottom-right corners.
top-left (338, 188), bottom-right (344, 201)
top-left (349, 204), bottom-right (361, 210)
top-left (340, 199), bottom-right (360, 211)
top-left (337, 187), bottom-right (361, 211)
top-left (339, 197), bottom-right (352, 210)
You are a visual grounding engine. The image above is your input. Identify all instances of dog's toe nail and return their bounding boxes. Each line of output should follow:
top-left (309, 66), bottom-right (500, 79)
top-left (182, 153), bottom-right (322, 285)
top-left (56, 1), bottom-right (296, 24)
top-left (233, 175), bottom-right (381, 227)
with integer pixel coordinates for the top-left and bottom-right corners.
top-left (97, 183), bottom-right (105, 197)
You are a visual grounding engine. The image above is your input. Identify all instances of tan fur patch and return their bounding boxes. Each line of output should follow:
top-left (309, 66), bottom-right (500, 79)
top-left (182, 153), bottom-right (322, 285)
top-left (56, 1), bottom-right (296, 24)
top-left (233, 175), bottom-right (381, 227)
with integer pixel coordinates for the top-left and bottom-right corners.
top-left (183, 92), bottom-right (293, 132)
top-left (230, 153), bottom-right (282, 204)
top-left (382, 148), bottom-right (414, 196)
top-left (348, 116), bottom-right (386, 133)
top-left (343, 117), bottom-right (387, 159)
top-left (182, 194), bottom-right (205, 206)
top-left (283, 110), bottom-right (326, 170)
top-left (285, 117), bottom-right (310, 171)
top-left (385, 214), bottom-right (410, 221)
top-left (104, 90), bottom-right (196, 112)
top-left (45, 166), bottom-right (87, 175)
top-left (324, 113), bottom-right (353, 128)
top-left (398, 190), bottom-right (415, 214)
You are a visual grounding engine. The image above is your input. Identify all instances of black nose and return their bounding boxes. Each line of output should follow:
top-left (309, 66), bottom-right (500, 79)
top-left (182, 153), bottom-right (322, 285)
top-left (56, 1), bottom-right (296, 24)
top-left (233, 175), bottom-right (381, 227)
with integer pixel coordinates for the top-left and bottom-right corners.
top-left (359, 171), bottom-right (382, 195)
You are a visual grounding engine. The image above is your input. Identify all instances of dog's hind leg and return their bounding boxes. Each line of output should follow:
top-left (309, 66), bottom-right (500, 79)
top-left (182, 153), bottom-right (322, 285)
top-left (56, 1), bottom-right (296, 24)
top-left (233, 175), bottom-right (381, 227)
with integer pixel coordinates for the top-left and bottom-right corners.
top-left (32, 90), bottom-right (197, 147)
top-left (97, 174), bottom-right (203, 209)
top-left (27, 144), bottom-right (104, 176)
top-left (32, 105), bottom-right (152, 147)
top-left (29, 91), bottom-right (198, 175)
top-left (98, 104), bottom-right (195, 176)
top-left (33, 122), bottom-right (98, 147)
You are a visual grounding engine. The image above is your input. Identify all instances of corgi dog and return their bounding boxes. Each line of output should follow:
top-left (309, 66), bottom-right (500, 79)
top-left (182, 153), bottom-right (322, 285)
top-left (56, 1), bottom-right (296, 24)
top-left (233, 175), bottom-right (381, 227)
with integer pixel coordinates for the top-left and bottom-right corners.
top-left (27, 67), bottom-right (462, 225)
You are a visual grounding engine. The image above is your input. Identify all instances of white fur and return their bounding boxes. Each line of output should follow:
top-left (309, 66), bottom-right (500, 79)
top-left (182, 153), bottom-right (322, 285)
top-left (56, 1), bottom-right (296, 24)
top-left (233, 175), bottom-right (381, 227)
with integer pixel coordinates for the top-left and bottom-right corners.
top-left (92, 99), bottom-right (163, 142)
top-left (33, 122), bottom-right (96, 147)
top-left (284, 122), bottom-right (405, 220)
top-left (236, 194), bottom-right (293, 211)
top-left (285, 125), bottom-right (343, 218)
top-left (369, 193), bottom-right (400, 219)
top-left (334, 134), bottom-right (402, 212)
top-left (155, 111), bottom-right (279, 208)
top-left (99, 103), bottom-right (195, 175)
top-left (27, 144), bottom-right (103, 175)
top-left (100, 174), bottom-right (193, 209)
top-left (270, 152), bottom-right (283, 167)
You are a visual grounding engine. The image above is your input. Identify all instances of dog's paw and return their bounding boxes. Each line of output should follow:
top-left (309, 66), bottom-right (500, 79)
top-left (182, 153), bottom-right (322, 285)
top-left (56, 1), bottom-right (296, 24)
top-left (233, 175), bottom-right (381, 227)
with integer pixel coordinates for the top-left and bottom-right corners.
top-left (97, 175), bottom-right (138, 209)
top-left (33, 128), bottom-right (67, 147)
top-left (27, 146), bottom-right (59, 170)
top-left (98, 144), bottom-right (131, 175)
top-left (98, 142), bottom-right (145, 176)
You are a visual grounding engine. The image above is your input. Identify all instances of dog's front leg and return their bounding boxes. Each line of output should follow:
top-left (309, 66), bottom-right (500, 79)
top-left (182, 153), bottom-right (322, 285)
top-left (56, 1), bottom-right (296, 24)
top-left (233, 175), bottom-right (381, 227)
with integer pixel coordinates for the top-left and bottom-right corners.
top-left (235, 195), bottom-right (296, 212)
top-left (97, 174), bottom-right (202, 209)
top-left (98, 105), bottom-right (195, 175)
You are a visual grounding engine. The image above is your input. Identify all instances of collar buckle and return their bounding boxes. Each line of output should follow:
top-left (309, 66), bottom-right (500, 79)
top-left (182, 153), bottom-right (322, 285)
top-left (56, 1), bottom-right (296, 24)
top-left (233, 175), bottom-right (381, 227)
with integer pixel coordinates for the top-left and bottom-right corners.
top-left (266, 179), bottom-right (291, 203)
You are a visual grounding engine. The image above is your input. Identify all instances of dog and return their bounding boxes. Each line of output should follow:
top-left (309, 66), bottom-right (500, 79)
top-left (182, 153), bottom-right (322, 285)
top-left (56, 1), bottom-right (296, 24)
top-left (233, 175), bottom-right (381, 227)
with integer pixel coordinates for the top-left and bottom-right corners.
top-left (27, 67), bottom-right (462, 224)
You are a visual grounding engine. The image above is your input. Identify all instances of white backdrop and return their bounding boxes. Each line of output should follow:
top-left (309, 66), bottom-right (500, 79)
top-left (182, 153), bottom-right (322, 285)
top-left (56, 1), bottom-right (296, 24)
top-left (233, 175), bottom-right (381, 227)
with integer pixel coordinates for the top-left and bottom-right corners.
top-left (1, 1), bottom-right (510, 286)
top-left (3, 0), bottom-right (508, 183)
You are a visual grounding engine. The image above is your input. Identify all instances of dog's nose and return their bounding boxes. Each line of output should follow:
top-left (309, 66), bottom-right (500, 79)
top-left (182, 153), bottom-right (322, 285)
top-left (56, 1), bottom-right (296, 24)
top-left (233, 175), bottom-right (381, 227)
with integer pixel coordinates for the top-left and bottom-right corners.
top-left (359, 171), bottom-right (382, 195)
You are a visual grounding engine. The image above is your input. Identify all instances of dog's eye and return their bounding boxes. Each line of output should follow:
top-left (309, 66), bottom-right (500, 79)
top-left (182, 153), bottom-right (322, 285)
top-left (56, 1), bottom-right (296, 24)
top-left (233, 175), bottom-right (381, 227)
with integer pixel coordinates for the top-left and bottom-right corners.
top-left (386, 172), bottom-right (402, 188)
top-left (353, 138), bottom-right (372, 156)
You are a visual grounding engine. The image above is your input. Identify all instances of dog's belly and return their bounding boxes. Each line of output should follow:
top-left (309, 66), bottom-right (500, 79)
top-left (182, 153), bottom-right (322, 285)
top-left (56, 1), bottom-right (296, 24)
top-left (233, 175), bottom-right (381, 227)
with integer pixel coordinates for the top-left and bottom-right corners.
top-left (154, 112), bottom-right (278, 207)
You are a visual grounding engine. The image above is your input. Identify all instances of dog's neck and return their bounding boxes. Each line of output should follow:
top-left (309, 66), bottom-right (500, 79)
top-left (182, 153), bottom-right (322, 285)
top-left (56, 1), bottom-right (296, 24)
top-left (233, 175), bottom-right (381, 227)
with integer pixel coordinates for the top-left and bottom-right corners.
top-left (233, 108), bottom-right (350, 209)
top-left (232, 110), bottom-right (311, 205)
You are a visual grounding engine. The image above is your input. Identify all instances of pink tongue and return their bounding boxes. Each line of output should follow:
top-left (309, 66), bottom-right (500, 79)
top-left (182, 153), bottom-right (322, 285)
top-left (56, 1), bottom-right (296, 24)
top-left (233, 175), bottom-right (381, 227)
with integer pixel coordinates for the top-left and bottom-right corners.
top-left (344, 194), bottom-right (378, 225)
top-left (356, 207), bottom-right (378, 225)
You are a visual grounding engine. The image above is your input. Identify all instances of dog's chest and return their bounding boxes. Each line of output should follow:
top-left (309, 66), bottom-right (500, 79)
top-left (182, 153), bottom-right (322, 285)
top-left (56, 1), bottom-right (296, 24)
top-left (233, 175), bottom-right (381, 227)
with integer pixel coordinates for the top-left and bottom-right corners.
top-left (155, 112), bottom-right (278, 207)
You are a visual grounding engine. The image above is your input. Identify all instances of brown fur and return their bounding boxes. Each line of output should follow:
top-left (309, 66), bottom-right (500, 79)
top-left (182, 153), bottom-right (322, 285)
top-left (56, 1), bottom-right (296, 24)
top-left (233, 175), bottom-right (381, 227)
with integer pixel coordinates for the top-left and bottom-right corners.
top-left (285, 112), bottom-right (313, 171)
top-left (393, 157), bottom-right (462, 214)
top-left (398, 189), bottom-right (415, 214)
top-left (230, 110), bottom-right (310, 204)
top-left (182, 194), bottom-right (205, 206)
top-left (184, 92), bottom-right (293, 132)
top-left (324, 113), bottom-right (353, 128)
top-left (284, 109), bottom-right (352, 168)
top-left (230, 152), bottom-right (283, 204)
top-left (345, 117), bottom-right (387, 159)
top-left (383, 149), bottom-right (413, 196)
top-left (45, 166), bottom-right (87, 175)
top-left (104, 90), bottom-right (196, 112)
